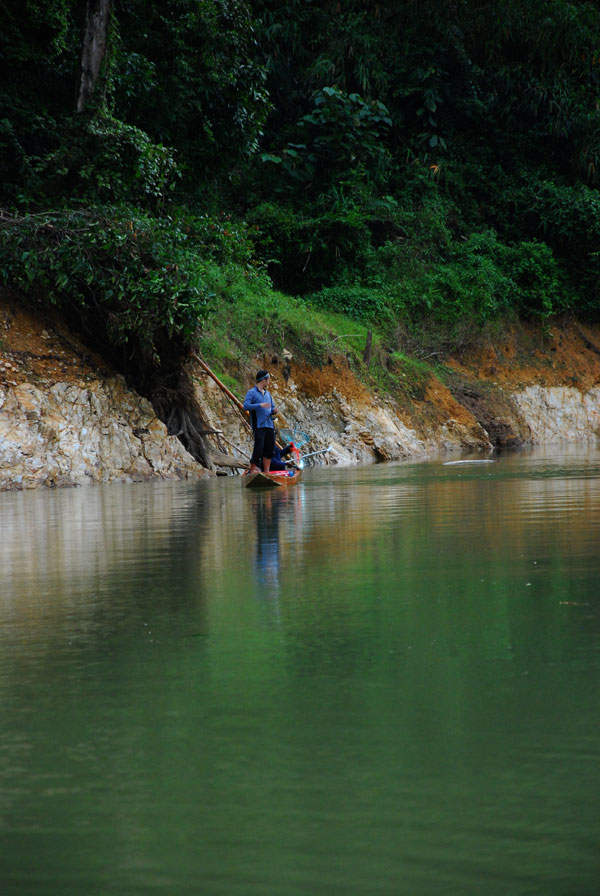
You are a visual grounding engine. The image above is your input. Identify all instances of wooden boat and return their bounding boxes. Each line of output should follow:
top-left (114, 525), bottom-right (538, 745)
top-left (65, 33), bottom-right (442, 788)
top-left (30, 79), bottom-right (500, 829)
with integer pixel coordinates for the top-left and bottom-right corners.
top-left (242, 468), bottom-right (303, 489)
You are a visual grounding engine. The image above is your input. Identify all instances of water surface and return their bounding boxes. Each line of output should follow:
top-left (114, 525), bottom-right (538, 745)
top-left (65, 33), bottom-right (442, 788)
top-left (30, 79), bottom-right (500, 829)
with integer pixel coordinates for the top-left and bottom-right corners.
top-left (1, 449), bottom-right (599, 894)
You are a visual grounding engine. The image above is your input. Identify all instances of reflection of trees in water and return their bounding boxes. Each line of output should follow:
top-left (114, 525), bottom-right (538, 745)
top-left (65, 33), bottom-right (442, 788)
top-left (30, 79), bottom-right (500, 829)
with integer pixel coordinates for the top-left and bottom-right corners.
top-left (270, 464), bottom-right (600, 681)
top-left (0, 481), bottom-right (217, 645)
top-left (4, 459), bottom-right (600, 667)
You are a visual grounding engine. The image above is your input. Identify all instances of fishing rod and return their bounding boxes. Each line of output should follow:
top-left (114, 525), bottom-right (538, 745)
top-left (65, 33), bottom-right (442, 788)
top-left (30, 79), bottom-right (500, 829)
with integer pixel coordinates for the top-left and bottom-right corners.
top-left (286, 445), bottom-right (332, 469)
top-left (300, 446), bottom-right (332, 461)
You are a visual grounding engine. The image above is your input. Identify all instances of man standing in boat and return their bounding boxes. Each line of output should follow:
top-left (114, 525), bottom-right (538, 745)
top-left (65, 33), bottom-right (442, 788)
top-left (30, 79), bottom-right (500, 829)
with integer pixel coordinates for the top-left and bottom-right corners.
top-left (243, 369), bottom-right (278, 474)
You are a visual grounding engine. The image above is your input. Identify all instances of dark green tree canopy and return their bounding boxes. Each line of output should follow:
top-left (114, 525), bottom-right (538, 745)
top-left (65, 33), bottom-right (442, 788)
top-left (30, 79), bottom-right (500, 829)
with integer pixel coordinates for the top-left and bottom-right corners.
top-left (2, 0), bottom-right (600, 374)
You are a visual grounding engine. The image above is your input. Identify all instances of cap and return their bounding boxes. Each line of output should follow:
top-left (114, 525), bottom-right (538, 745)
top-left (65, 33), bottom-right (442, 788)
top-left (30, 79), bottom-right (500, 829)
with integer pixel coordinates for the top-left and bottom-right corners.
top-left (256, 369), bottom-right (269, 382)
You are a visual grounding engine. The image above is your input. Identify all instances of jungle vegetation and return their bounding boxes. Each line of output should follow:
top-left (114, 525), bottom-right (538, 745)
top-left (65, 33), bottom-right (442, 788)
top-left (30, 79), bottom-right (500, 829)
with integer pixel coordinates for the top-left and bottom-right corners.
top-left (1, 0), bottom-right (599, 459)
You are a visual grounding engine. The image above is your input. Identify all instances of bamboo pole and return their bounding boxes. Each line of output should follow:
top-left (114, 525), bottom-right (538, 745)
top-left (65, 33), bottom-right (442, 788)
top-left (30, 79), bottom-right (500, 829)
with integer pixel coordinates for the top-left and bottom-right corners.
top-left (191, 353), bottom-right (252, 435)
top-left (193, 353), bottom-right (245, 412)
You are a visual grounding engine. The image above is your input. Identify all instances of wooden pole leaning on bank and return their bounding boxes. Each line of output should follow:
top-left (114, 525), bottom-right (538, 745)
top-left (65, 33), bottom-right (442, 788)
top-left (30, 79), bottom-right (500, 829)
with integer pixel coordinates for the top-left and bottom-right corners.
top-left (192, 353), bottom-right (253, 436)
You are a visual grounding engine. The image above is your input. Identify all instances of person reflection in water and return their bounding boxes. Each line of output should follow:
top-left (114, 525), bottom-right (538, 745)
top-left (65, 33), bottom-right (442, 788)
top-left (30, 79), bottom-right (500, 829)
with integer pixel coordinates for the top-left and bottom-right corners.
top-left (254, 492), bottom-right (283, 600)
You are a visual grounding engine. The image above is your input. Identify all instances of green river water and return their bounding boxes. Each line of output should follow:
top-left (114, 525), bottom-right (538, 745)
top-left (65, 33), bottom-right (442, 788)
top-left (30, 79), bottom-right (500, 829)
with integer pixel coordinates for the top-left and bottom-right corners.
top-left (1, 449), bottom-right (599, 895)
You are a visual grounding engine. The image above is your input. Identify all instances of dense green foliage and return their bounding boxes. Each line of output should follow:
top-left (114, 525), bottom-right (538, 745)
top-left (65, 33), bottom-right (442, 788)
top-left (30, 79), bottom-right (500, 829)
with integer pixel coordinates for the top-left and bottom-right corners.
top-left (1, 0), bottom-right (600, 396)
top-left (0, 204), bottom-right (267, 382)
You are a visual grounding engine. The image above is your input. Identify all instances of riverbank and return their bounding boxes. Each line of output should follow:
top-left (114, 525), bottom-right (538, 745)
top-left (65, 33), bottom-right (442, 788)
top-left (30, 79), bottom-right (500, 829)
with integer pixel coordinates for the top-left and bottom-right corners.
top-left (0, 297), bottom-right (207, 489)
top-left (195, 320), bottom-right (600, 467)
top-left (1, 294), bottom-right (599, 489)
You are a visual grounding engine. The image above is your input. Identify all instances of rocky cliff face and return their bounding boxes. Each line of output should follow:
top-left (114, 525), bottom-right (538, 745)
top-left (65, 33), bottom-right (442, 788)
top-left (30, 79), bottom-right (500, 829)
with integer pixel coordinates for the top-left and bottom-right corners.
top-left (194, 324), bottom-right (600, 468)
top-left (0, 299), bottom-right (207, 489)
top-left (512, 385), bottom-right (600, 444)
top-left (194, 360), bottom-right (489, 468)
top-left (0, 378), bottom-right (205, 489)
top-left (1, 295), bottom-right (599, 490)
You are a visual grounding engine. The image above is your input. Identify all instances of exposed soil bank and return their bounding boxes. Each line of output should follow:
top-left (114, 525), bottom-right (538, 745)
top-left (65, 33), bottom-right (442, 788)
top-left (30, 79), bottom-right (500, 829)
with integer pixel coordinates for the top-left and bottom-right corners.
top-left (1, 295), bottom-right (599, 489)
top-left (0, 298), bottom-right (207, 489)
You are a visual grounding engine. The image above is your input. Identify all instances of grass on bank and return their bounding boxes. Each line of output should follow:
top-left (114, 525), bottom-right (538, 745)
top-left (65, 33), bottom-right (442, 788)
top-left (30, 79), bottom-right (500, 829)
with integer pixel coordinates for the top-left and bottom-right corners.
top-left (0, 204), bottom-right (570, 418)
top-left (195, 264), bottom-right (451, 409)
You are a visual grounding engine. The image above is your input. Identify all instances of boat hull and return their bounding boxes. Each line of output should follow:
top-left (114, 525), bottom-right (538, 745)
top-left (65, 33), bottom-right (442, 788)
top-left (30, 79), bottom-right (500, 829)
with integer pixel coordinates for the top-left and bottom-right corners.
top-left (242, 469), bottom-right (303, 489)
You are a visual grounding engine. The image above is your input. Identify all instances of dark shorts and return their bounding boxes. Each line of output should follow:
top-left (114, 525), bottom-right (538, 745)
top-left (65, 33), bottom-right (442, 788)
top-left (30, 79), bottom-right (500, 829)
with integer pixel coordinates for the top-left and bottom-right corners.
top-left (251, 427), bottom-right (276, 465)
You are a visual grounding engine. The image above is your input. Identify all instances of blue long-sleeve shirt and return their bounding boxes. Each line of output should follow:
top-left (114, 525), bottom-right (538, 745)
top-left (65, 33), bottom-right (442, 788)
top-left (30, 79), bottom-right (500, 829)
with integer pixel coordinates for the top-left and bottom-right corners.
top-left (243, 385), bottom-right (276, 430)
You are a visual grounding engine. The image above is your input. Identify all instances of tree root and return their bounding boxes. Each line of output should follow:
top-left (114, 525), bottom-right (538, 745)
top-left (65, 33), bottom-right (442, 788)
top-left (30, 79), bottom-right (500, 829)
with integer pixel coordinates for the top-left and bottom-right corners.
top-left (164, 404), bottom-right (211, 467)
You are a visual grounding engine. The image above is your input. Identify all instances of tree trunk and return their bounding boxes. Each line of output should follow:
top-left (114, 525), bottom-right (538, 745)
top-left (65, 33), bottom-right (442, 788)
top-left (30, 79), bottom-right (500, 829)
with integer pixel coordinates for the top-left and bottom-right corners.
top-left (363, 329), bottom-right (373, 367)
top-left (76, 0), bottom-right (112, 113)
